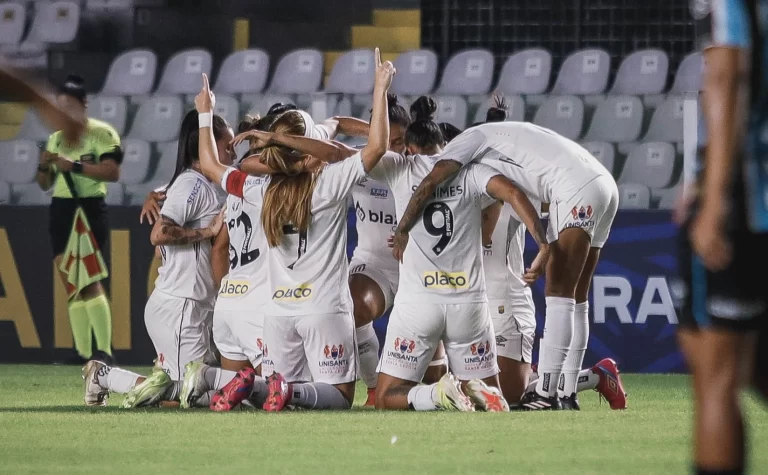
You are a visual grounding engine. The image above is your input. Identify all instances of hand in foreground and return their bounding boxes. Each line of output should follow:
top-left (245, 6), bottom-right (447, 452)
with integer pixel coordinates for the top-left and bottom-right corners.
top-left (194, 73), bottom-right (215, 113)
top-left (140, 190), bottom-right (166, 224)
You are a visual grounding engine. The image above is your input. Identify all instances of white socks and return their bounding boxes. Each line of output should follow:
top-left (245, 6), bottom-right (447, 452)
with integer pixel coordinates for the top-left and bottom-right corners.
top-left (290, 383), bottom-right (351, 409)
top-left (559, 301), bottom-right (589, 398)
top-left (356, 322), bottom-right (380, 389)
top-left (407, 384), bottom-right (439, 411)
top-left (536, 297), bottom-right (575, 398)
top-left (527, 368), bottom-right (598, 394)
top-left (97, 366), bottom-right (141, 394)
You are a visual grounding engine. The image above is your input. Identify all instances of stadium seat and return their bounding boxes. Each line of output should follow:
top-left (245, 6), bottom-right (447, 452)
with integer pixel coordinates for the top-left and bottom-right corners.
top-left (88, 96), bottom-right (128, 135)
top-left (435, 49), bottom-right (494, 95)
top-left (495, 48), bottom-right (552, 96)
top-left (580, 141), bottom-right (616, 176)
top-left (212, 94), bottom-right (240, 130)
top-left (643, 96), bottom-right (684, 144)
top-left (434, 95), bottom-right (468, 129)
top-left (12, 183), bottom-right (52, 205)
top-left (551, 49), bottom-right (611, 95)
top-left (214, 49), bottom-right (269, 95)
top-left (619, 141), bottom-right (676, 188)
top-left (149, 140), bottom-right (178, 186)
top-left (0, 3), bottom-right (26, 46)
top-left (85, 0), bottom-right (135, 10)
top-left (16, 110), bottom-right (52, 142)
top-left (618, 183), bottom-right (651, 209)
top-left (583, 95), bottom-right (644, 143)
top-left (656, 184), bottom-right (681, 210)
top-left (154, 49), bottom-right (212, 95)
top-left (0, 139), bottom-right (39, 184)
top-left (610, 49), bottom-right (669, 95)
top-left (126, 96), bottom-right (183, 142)
top-left (242, 94), bottom-right (294, 116)
top-left (118, 138), bottom-right (151, 185)
top-left (325, 49), bottom-right (375, 95)
top-left (17, 1), bottom-right (80, 51)
top-left (0, 181), bottom-right (10, 205)
top-left (105, 182), bottom-right (124, 206)
top-left (390, 49), bottom-right (439, 96)
top-left (532, 95), bottom-right (585, 141)
top-left (471, 95), bottom-right (525, 124)
top-left (100, 49), bottom-right (158, 96)
top-left (670, 52), bottom-right (703, 94)
top-left (267, 48), bottom-right (324, 95)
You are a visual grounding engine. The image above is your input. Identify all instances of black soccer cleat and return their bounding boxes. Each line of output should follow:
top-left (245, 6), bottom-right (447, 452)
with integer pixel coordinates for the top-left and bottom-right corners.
top-left (560, 393), bottom-right (581, 411)
top-left (519, 391), bottom-right (562, 411)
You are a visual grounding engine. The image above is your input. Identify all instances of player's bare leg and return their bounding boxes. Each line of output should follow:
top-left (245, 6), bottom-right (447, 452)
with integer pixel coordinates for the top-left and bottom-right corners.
top-left (350, 273), bottom-right (386, 406)
top-left (423, 341), bottom-right (447, 384)
top-left (497, 356), bottom-right (531, 404)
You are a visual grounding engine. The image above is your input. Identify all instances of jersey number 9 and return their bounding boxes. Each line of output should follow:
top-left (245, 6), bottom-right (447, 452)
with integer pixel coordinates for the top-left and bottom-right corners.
top-left (423, 202), bottom-right (454, 255)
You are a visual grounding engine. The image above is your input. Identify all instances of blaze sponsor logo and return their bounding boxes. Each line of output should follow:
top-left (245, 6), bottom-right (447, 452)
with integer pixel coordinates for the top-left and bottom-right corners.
top-left (370, 188), bottom-right (388, 198)
top-left (565, 205), bottom-right (595, 230)
top-left (272, 286), bottom-right (312, 301)
top-left (423, 271), bottom-right (468, 289)
top-left (218, 279), bottom-right (250, 297)
top-left (394, 337), bottom-right (416, 354)
top-left (324, 344), bottom-right (344, 360)
top-left (355, 202), bottom-right (397, 225)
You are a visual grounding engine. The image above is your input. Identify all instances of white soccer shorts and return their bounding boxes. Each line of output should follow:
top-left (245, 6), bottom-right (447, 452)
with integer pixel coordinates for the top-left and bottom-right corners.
top-left (212, 307), bottom-right (264, 368)
top-left (488, 299), bottom-right (536, 363)
top-left (144, 289), bottom-right (214, 380)
top-left (348, 254), bottom-right (399, 310)
top-left (261, 312), bottom-right (358, 385)
top-left (547, 174), bottom-right (619, 248)
top-left (377, 302), bottom-right (499, 382)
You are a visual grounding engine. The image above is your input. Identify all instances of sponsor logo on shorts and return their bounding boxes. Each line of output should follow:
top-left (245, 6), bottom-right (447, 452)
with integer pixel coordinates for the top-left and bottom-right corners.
top-left (565, 205), bottom-right (595, 230)
top-left (423, 271), bottom-right (468, 289)
top-left (318, 344), bottom-right (349, 375)
top-left (497, 305), bottom-right (504, 314)
top-left (350, 263), bottom-right (366, 274)
top-left (495, 335), bottom-right (508, 347)
top-left (272, 286), bottom-right (313, 301)
top-left (464, 341), bottom-right (495, 372)
top-left (383, 336), bottom-right (419, 371)
top-left (218, 279), bottom-right (250, 297)
top-left (370, 188), bottom-right (388, 198)
top-left (261, 342), bottom-right (273, 369)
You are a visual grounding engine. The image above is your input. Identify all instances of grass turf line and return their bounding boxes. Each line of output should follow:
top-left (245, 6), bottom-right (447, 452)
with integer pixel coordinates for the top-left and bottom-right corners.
top-left (0, 365), bottom-right (765, 474)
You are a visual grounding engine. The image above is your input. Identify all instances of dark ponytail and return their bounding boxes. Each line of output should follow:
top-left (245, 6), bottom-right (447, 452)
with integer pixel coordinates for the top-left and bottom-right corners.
top-left (438, 122), bottom-right (462, 143)
top-left (167, 110), bottom-right (230, 189)
top-left (369, 93), bottom-right (410, 128)
top-left (485, 94), bottom-right (508, 123)
top-left (405, 95), bottom-right (443, 149)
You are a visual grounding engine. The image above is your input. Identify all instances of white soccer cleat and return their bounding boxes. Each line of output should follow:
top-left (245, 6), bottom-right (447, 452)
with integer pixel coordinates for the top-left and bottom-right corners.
top-left (179, 360), bottom-right (209, 409)
top-left (82, 360), bottom-right (109, 407)
top-left (435, 373), bottom-right (475, 412)
top-left (465, 379), bottom-right (510, 412)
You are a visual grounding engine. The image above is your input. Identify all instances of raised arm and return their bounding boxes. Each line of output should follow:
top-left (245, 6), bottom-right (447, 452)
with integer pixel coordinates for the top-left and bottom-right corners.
top-left (360, 48), bottom-right (395, 172)
top-left (334, 116), bottom-right (370, 137)
top-left (232, 130), bottom-right (357, 166)
top-left (195, 74), bottom-right (229, 185)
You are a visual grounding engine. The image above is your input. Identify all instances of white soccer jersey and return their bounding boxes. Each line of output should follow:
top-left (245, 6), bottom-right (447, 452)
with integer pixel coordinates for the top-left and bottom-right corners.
top-left (439, 122), bottom-right (610, 203)
top-left (215, 191), bottom-right (270, 311)
top-left (351, 176), bottom-right (398, 265)
top-left (221, 153), bottom-right (367, 317)
top-left (483, 203), bottom-right (534, 306)
top-left (370, 152), bottom-right (500, 304)
top-left (155, 169), bottom-right (226, 303)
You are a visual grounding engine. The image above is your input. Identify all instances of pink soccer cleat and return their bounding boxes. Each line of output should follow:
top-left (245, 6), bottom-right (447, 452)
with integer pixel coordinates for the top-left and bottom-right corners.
top-left (593, 358), bottom-right (627, 410)
top-left (263, 373), bottom-right (292, 412)
top-left (210, 367), bottom-right (256, 412)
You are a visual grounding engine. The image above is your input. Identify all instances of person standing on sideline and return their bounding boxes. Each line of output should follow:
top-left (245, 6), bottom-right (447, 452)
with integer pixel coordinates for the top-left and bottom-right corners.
top-left (35, 74), bottom-right (123, 364)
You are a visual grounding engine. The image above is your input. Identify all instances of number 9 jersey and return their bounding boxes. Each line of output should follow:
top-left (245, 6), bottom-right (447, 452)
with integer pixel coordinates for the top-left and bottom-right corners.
top-left (369, 152), bottom-right (501, 304)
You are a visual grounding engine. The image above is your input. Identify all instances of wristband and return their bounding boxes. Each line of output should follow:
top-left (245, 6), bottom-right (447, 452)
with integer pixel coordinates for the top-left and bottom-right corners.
top-left (72, 162), bottom-right (84, 174)
top-left (198, 112), bottom-right (213, 128)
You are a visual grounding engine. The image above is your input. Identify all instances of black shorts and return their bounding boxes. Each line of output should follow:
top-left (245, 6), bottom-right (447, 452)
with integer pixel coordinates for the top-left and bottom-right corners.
top-left (49, 197), bottom-right (109, 257)
top-left (676, 220), bottom-right (768, 332)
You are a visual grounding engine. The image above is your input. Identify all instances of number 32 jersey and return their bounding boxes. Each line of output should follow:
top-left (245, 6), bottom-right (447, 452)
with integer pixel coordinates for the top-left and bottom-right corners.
top-left (369, 152), bottom-right (500, 305)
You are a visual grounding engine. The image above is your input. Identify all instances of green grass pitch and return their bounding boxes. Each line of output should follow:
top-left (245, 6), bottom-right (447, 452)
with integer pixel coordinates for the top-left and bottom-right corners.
top-left (0, 365), bottom-right (766, 474)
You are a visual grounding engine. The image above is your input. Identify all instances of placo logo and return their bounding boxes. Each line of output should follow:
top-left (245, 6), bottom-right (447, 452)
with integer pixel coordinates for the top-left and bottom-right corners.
top-left (423, 271), bottom-right (468, 289)
top-left (272, 286), bottom-right (313, 301)
top-left (218, 279), bottom-right (250, 297)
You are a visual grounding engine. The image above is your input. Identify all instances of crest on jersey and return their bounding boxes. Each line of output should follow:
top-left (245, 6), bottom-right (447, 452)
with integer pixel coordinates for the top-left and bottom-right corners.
top-left (571, 205), bottom-right (593, 221)
top-left (324, 344), bottom-right (344, 360)
top-left (498, 305), bottom-right (504, 314)
top-left (470, 341), bottom-right (490, 357)
top-left (394, 337), bottom-right (416, 354)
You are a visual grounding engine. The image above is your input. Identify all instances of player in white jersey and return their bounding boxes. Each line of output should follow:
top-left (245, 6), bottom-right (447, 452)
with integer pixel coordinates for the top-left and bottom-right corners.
top-left (392, 119), bottom-right (620, 410)
top-left (370, 97), bottom-right (549, 412)
top-left (82, 112), bottom-right (234, 407)
top-left (193, 50), bottom-right (395, 411)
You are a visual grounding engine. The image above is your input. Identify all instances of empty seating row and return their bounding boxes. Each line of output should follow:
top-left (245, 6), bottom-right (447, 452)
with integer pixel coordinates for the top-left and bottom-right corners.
top-left (0, 1), bottom-right (80, 66)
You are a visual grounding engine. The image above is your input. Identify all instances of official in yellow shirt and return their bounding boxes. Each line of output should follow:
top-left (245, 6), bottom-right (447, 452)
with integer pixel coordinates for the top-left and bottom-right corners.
top-left (35, 74), bottom-right (123, 364)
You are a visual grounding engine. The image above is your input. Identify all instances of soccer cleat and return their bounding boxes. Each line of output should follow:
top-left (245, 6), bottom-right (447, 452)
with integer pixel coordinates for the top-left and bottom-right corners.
top-left (593, 358), bottom-right (628, 410)
top-left (519, 390), bottom-right (562, 411)
top-left (82, 360), bottom-right (109, 407)
top-left (435, 373), bottom-right (475, 412)
top-left (465, 379), bottom-right (510, 412)
top-left (179, 360), bottom-right (209, 409)
top-left (210, 367), bottom-right (256, 412)
top-left (364, 388), bottom-right (376, 407)
top-left (263, 372), bottom-right (292, 412)
top-left (560, 393), bottom-right (581, 411)
top-left (120, 368), bottom-right (171, 409)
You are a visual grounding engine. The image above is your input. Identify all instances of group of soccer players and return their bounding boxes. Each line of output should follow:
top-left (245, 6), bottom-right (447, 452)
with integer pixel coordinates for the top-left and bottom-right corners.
top-left (79, 48), bottom-right (628, 412)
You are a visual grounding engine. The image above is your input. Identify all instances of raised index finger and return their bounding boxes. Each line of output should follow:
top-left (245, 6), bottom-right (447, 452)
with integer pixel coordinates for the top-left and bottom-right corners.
top-left (202, 73), bottom-right (210, 91)
top-left (374, 47), bottom-right (381, 68)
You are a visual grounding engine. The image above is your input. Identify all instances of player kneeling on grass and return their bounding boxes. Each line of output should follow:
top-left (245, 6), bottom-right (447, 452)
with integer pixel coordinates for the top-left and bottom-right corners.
top-left (369, 96), bottom-right (549, 411)
top-left (82, 112), bottom-right (233, 407)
